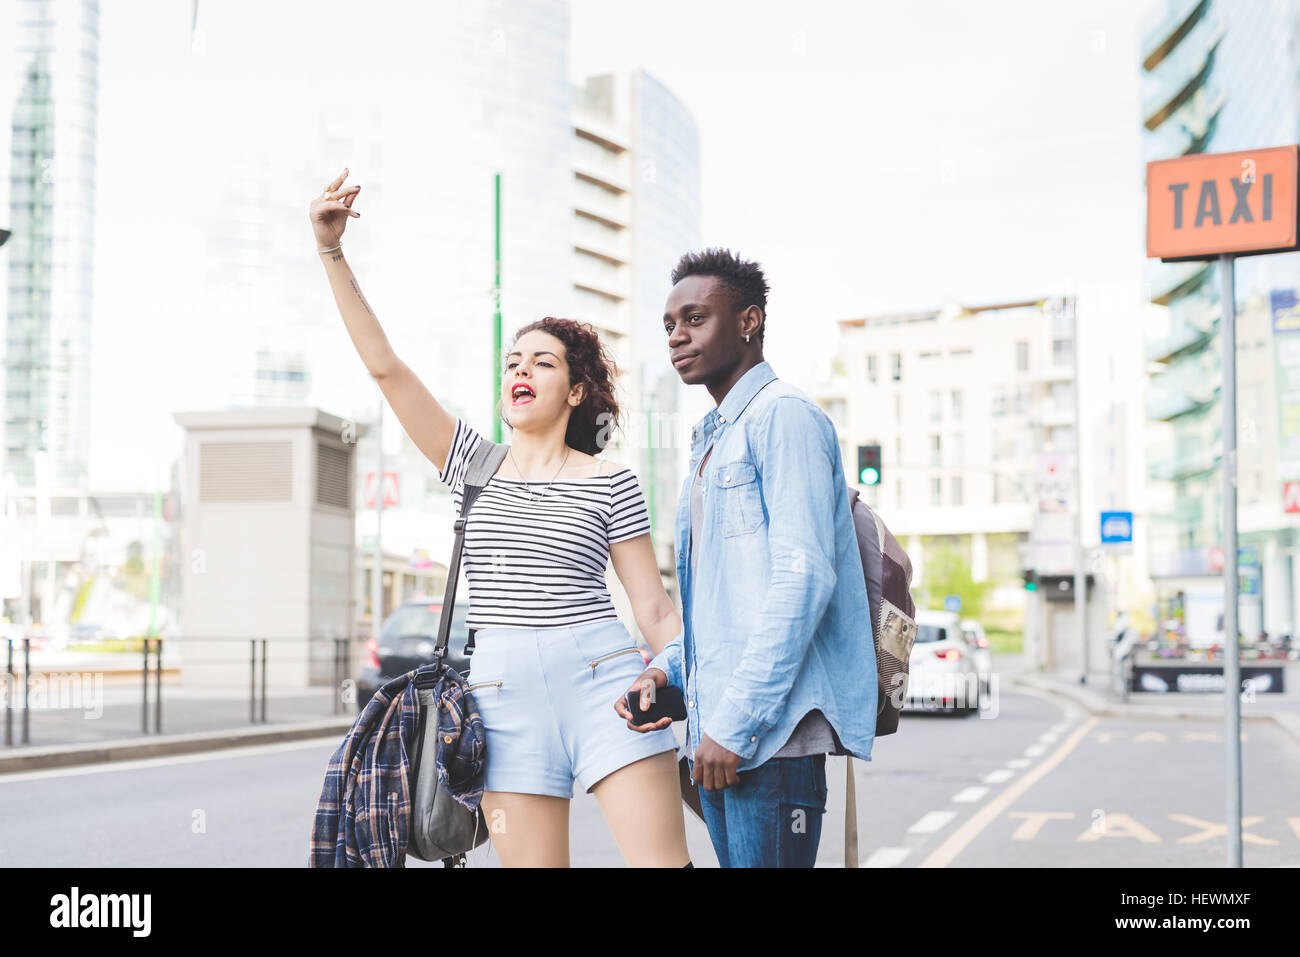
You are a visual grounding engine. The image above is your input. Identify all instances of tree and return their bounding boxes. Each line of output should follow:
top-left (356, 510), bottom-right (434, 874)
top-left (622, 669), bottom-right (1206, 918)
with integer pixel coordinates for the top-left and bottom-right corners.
top-left (919, 546), bottom-right (989, 619)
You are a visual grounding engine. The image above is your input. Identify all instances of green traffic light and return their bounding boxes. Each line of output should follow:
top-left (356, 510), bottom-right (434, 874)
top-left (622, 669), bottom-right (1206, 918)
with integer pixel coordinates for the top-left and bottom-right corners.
top-left (860, 467), bottom-right (880, 485)
top-left (1025, 581), bottom-right (1037, 591)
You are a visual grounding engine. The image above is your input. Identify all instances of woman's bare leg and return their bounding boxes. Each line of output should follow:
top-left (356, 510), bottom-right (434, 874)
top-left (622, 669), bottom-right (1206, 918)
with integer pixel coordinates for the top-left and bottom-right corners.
top-left (480, 791), bottom-right (571, 867)
top-left (590, 750), bottom-right (691, 867)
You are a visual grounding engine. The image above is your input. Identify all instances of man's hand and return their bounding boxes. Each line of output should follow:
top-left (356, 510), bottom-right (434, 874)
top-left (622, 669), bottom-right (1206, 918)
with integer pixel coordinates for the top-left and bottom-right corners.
top-left (692, 734), bottom-right (742, 791)
top-left (614, 668), bottom-right (673, 732)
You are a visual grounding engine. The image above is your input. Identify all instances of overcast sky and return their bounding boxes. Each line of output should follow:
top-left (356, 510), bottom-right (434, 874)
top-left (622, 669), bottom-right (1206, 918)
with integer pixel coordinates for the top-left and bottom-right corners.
top-left (571, 0), bottom-right (1161, 384)
top-left (11, 0), bottom-right (1163, 489)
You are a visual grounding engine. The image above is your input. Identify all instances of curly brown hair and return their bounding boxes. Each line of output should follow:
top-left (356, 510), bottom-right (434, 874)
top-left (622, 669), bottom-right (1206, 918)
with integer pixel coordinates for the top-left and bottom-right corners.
top-left (501, 317), bottom-right (621, 456)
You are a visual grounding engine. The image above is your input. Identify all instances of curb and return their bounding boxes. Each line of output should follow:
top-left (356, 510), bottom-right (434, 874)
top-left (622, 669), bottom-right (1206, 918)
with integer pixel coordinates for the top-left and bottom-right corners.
top-left (0, 716), bottom-right (356, 774)
top-left (1011, 674), bottom-right (1300, 746)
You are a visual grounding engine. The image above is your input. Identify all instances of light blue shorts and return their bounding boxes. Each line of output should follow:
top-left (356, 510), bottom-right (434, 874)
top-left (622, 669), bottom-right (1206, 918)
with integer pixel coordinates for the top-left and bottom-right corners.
top-left (464, 618), bottom-right (679, 798)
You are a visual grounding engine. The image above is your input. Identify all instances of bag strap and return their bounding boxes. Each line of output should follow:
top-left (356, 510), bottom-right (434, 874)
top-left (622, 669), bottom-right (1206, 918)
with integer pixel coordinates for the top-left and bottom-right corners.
top-left (434, 438), bottom-right (509, 661)
top-left (845, 755), bottom-right (858, 867)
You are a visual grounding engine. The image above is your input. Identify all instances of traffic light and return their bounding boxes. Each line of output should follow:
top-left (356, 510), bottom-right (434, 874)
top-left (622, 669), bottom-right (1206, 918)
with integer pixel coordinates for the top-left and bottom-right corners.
top-left (1023, 569), bottom-right (1038, 592)
top-left (857, 444), bottom-right (882, 486)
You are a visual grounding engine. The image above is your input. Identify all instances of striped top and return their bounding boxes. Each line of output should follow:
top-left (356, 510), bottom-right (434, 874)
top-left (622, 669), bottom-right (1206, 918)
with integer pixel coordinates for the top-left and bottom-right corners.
top-left (438, 417), bottom-right (652, 629)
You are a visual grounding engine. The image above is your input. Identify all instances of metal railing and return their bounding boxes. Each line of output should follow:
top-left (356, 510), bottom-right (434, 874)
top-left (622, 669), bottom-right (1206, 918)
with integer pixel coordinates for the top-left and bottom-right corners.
top-left (2, 635), bottom-right (360, 749)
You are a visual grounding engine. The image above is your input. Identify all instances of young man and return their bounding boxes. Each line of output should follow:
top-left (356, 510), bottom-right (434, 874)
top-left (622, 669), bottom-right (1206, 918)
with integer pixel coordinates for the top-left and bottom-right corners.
top-left (616, 248), bottom-right (878, 867)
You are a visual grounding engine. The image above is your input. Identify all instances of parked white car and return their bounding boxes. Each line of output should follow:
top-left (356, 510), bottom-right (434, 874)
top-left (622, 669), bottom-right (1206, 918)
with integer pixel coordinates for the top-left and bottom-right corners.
top-left (960, 618), bottom-right (993, 697)
top-left (906, 609), bottom-right (982, 714)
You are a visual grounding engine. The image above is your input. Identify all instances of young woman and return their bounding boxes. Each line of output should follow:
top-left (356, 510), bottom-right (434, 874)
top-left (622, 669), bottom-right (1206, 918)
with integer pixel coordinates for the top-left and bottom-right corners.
top-left (310, 168), bottom-right (690, 867)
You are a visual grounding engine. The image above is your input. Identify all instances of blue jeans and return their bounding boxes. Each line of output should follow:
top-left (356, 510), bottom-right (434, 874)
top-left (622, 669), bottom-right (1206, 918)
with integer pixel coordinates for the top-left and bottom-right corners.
top-left (689, 753), bottom-right (828, 867)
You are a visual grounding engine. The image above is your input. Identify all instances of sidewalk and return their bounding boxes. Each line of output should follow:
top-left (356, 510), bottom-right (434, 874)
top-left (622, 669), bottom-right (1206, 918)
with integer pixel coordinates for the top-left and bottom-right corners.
top-left (0, 684), bottom-right (358, 773)
top-left (1011, 661), bottom-right (1300, 746)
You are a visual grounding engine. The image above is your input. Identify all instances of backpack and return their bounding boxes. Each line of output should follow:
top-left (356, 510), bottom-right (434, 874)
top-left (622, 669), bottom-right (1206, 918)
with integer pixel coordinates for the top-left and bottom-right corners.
top-left (843, 488), bottom-right (916, 868)
top-left (848, 487), bottom-right (917, 736)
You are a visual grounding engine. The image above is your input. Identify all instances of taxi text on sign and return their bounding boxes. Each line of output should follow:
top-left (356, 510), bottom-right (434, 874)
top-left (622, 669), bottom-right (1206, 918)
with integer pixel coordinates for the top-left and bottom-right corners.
top-left (1146, 145), bottom-right (1300, 261)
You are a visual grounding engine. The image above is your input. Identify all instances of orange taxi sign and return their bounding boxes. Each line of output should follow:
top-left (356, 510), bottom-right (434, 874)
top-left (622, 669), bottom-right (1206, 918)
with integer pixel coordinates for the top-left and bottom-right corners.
top-left (1146, 145), bottom-right (1299, 260)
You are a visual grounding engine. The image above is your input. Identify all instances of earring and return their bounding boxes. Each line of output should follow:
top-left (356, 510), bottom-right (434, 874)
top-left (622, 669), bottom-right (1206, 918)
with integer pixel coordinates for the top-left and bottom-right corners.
top-left (745, 334), bottom-right (750, 343)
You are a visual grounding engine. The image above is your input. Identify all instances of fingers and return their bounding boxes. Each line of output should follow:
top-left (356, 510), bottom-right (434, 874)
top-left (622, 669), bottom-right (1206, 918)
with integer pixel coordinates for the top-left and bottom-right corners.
top-left (318, 200), bottom-right (359, 218)
top-left (638, 678), bottom-right (654, 711)
top-left (325, 167), bottom-right (348, 194)
top-left (613, 693), bottom-right (631, 721)
top-left (341, 185), bottom-right (360, 207)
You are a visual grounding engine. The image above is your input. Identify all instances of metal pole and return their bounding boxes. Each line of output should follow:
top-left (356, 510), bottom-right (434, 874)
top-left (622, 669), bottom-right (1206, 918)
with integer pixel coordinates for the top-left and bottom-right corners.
top-left (372, 393), bottom-right (384, 644)
top-left (333, 638), bottom-right (342, 716)
top-left (147, 485), bottom-right (162, 639)
top-left (22, 638), bottom-right (29, 744)
top-left (260, 638), bottom-right (267, 723)
top-left (5, 639), bottom-right (11, 746)
top-left (1071, 296), bottom-right (1087, 684)
top-left (142, 635), bottom-right (150, 732)
top-left (154, 639), bottom-right (162, 733)
top-left (249, 638), bottom-right (256, 723)
top-left (1218, 253), bottom-right (1242, 868)
top-left (492, 171), bottom-right (502, 443)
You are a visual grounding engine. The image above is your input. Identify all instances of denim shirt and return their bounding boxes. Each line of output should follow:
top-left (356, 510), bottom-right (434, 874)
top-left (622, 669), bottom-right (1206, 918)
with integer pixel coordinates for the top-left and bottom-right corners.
top-left (647, 361), bottom-right (878, 771)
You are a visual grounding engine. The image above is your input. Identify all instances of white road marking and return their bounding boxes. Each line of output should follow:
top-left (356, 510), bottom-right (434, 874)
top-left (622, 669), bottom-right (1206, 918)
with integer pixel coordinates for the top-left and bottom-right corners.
top-left (1025, 744), bottom-right (1046, 757)
top-left (952, 786), bottom-right (989, 803)
top-left (863, 847), bottom-right (911, 867)
top-left (1051, 722), bottom-right (1069, 734)
top-left (1006, 759), bottom-right (1031, 768)
top-left (1133, 731), bottom-right (1169, 743)
top-left (919, 718), bottom-right (1099, 868)
top-left (984, 768), bottom-right (1015, 783)
top-left (908, 811), bottom-right (957, 834)
top-left (1039, 731), bottom-right (1059, 743)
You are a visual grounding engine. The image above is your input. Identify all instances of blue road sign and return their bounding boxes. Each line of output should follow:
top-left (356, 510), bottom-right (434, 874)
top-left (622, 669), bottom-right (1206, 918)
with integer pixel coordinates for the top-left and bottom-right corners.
top-left (1100, 511), bottom-right (1134, 545)
top-left (944, 595), bottom-right (962, 613)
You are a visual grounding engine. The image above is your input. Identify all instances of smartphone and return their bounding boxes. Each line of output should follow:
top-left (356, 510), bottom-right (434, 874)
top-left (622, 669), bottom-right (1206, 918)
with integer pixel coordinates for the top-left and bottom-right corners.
top-left (625, 684), bottom-right (687, 724)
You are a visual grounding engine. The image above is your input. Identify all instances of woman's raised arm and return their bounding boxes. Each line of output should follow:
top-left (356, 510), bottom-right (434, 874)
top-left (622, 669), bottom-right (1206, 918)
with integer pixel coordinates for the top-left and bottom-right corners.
top-left (311, 167), bottom-right (457, 473)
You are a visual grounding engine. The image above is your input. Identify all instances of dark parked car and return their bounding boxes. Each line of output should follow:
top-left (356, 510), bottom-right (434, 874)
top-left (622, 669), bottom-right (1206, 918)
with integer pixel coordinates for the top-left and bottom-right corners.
top-left (355, 599), bottom-right (473, 708)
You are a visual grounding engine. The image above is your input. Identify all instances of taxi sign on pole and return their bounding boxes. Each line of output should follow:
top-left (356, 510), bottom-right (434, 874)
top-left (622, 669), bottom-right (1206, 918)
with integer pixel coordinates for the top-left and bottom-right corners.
top-left (1146, 145), bottom-right (1300, 261)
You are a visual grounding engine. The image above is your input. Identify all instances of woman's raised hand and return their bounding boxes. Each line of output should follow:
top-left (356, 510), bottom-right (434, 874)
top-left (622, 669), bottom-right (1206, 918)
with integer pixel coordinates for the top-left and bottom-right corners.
top-left (309, 167), bottom-right (361, 250)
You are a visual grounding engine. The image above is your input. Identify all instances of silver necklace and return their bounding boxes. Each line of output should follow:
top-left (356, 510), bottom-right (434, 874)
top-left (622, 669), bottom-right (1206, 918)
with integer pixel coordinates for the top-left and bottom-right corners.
top-left (508, 446), bottom-right (571, 502)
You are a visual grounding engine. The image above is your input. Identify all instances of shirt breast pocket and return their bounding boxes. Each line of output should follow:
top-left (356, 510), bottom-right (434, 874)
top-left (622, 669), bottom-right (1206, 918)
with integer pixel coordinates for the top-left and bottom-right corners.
top-left (713, 460), bottom-right (763, 537)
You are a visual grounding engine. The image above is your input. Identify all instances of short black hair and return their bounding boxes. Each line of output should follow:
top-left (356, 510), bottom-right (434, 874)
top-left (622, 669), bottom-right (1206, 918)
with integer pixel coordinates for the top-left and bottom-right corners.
top-left (670, 248), bottom-right (770, 344)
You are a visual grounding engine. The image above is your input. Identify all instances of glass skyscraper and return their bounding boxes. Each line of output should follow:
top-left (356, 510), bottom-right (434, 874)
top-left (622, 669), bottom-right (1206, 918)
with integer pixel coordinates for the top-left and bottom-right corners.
top-left (4, 0), bottom-right (100, 489)
top-left (1141, 0), bottom-right (1300, 640)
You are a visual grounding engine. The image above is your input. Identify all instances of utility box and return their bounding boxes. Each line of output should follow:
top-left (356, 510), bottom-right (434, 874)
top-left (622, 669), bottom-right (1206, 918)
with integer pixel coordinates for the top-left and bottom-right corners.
top-left (173, 408), bottom-right (367, 690)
